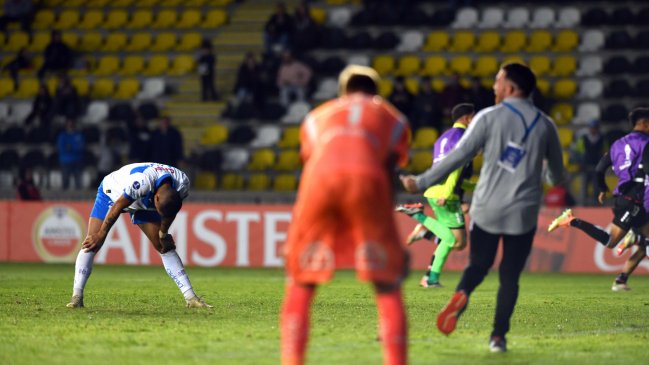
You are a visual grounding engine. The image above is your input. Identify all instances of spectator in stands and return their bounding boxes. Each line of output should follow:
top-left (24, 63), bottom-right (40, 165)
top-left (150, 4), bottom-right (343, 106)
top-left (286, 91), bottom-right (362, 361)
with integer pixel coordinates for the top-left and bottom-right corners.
top-left (128, 113), bottom-right (152, 163)
top-left (197, 39), bottom-right (218, 102)
top-left (573, 119), bottom-right (607, 205)
top-left (2, 48), bottom-right (32, 91)
top-left (56, 119), bottom-right (85, 190)
top-left (0, 0), bottom-right (34, 37)
top-left (264, 2), bottom-right (294, 54)
top-left (389, 76), bottom-right (414, 120)
top-left (38, 30), bottom-right (73, 80)
top-left (292, 1), bottom-right (319, 52)
top-left (16, 167), bottom-right (41, 201)
top-left (151, 116), bottom-right (184, 168)
top-left (467, 76), bottom-right (494, 112)
top-left (410, 76), bottom-right (442, 131)
top-left (24, 83), bottom-right (52, 128)
top-left (439, 74), bottom-right (467, 122)
top-left (53, 74), bottom-right (81, 120)
top-left (544, 182), bottom-right (576, 208)
top-left (95, 132), bottom-right (122, 187)
top-left (276, 50), bottom-right (312, 107)
top-left (234, 52), bottom-right (263, 107)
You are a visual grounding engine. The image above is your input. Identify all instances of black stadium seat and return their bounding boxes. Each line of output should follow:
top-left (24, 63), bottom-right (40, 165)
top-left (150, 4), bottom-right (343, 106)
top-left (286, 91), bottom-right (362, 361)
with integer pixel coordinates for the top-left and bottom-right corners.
top-left (603, 56), bottom-right (631, 75)
top-left (2, 125), bottom-right (26, 144)
top-left (633, 79), bottom-right (649, 97)
top-left (21, 149), bottom-right (46, 169)
top-left (430, 8), bottom-right (455, 27)
top-left (606, 30), bottom-right (633, 49)
top-left (348, 31), bottom-right (373, 49)
top-left (635, 30), bottom-right (649, 49)
top-left (633, 56), bottom-right (649, 74)
top-left (373, 31), bottom-right (399, 50)
top-left (82, 125), bottom-right (101, 144)
top-left (24, 126), bottom-right (49, 144)
top-left (0, 149), bottom-right (20, 171)
top-left (610, 8), bottom-right (636, 26)
top-left (581, 7), bottom-right (609, 26)
top-left (602, 104), bottom-right (628, 123)
top-left (604, 79), bottom-right (632, 98)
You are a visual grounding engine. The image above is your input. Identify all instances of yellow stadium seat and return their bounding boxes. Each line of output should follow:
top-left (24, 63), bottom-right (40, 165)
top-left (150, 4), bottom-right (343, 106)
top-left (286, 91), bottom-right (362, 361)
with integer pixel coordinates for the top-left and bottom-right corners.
top-left (274, 150), bottom-right (301, 171)
top-left (422, 56), bottom-right (447, 76)
top-left (194, 172), bottom-right (217, 190)
top-left (105, 10), bottom-right (128, 30)
top-left (62, 32), bottom-right (79, 48)
top-left (395, 55), bottom-right (421, 76)
top-left (409, 151), bottom-right (433, 173)
top-left (86, 0), bottom-right (112, 6)
top-left (91, 78), bottom-right (115, 98)
top-left (431, 78), bottom-right (445, 92)
top-left (121, 56), bottom-right (145, 76)
top-left (54, 10), bottom-right (80, 30)
top-left (0, 79), bottom-right (15, 98)
top-left (310, 7), bottom-right (327, 25)
top-left (202, 9), bottom-right (228, 28)
top-left (472, 154), bottom-right (483, 173)
top-left (248, 149), bottom-right (276, 171)
top-left (28, 32), bottom-right (51, 52)
top-left (557, 127), bottom-right (574, 148)
top-left (378, 79), bottom-right (393, 98)
top-left (177, 9), bottom-right (202, 29)
top-left (144, 56), bottom-right (170, 76)
top-left (551, 55), bottom-right (577, 77)
top-left (127, 9), bottom-right (153, 28)
top-left (473, 56), bottom-right (498, 77)
top-left (372, 55), bottom-right (395, 76)
top-left (135, 0), bottom-right (159, 6)
top-left (273, 174), bottom-right (297, 191)
top-left (536, 78), bottom-right (550, 96)
top-left (411, 127), bottom-right (439, 149)
top-left (500, 31), bottom-right (526, 53)
top-left (158, 0), bottom-right (183, 5)
top-left (448, 31), bottom-right (475, 52)
top-left (30, 56), bottom-right (44, 72)
top-left (45, 77), bottom-right (57, 95)
top-left (475, 31), bottom-right (500, 53)
top-left (208, 0), bottom-right (232, 4)
top-left (220, 173), bottom-right (244, 190)
top-left (480, 77), bottom-right (494, 89)
top-left (114, 78), bottom-right (140, 99)
top-left (170, 55), bottom-right (195, 76)
top-left (33, 10), bottom-right (56, 30)
top-left (15, 78), bottom-right (39, 98)
top-left (405, 77), bottom-right (419, 95)
top-left (0, 33), bottom-right (4, 47)
top-left (277, 127), bottom-right (300, 148)
top-left (449, 56), bottom-right (472, 75)
top-left (94, 56), bottom-right (120, 76)
top-left (501, 55), bottom-right (526, 66)
top-left (102, 32), bottom-right (127, 52)
top-left (79, 32), bottom-right (103, 52)
top-left (200, 124), bottom-right (228, 145)
top-left (6, 32), bottom-right (30, 52)
top-left (151, 32), bottom-right (177, 52)
top-left (423, 31), bottom-right (449, 52)
top-left (247, 174), bottom-right (271, 191)
top-left (529, 56), bottom-right (551, 77)
top-left (152, 9), bottom-right (177, 28)
top-left (61, 0), bottom-right (86, 6)
top-left (550, 103), bottom-right (574, 126)
top-left (177, 33), bottom-right (203, 51)
top-left (79, 10), bottom-right (104, 29)
top-left (526, 30), bottom-right (552, 52)
top-left (553, 79), bottom-right (577, 99)
top-left (125, 33), bottom-right (152, 52)
top-left (112, 0), bottom-right (135, 5)
top-left (71, 78), bottom-right (90, 96)
top-left (553, 30), bottom-right (579, 52)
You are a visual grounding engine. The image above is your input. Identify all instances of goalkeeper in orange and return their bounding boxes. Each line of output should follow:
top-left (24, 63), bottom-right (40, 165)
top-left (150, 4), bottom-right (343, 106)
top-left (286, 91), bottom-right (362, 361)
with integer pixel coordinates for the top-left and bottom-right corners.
top-left (280, 65), bottom-right (411, 365)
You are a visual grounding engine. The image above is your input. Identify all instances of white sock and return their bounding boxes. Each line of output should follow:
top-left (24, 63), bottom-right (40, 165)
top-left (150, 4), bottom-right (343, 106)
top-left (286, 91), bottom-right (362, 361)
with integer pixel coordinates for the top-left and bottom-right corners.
top-left (72, 250), bottom-right (96, 297)
top-left (161, 250), bottom-right (196, 300)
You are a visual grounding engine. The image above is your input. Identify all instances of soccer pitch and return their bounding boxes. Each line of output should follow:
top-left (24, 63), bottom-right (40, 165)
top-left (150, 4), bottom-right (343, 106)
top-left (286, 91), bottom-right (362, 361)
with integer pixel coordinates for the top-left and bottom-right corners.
top-left (1, 263), bottom-right (648, 365)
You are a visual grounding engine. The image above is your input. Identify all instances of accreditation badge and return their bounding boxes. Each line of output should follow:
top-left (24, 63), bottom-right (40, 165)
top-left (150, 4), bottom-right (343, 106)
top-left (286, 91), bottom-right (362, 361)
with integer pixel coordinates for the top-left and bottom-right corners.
top-left (497, 140), bottom-right (526, 173)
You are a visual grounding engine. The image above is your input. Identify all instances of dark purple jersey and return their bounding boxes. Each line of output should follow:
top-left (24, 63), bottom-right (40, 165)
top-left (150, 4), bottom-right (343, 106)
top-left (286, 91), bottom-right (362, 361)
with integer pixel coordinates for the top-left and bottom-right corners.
top-left (610, 131), bottom-right (649, 204)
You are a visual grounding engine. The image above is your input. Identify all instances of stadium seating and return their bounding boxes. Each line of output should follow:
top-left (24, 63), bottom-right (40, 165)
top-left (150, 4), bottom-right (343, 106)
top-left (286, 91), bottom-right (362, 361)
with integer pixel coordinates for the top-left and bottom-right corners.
top-left (220, 173), bottom-right (245, 190)
top-left (104, 9), bottom-right (128, 29)
top-left (128, 9), bottom-right (153, 28)
top-left (274, 150), bottom-right (301, 172)
top-left (411, 127), bottom-right (439, 149)
top-left (409, 151), bottom-right (433, 173)
top-left (247, 149), bottom-right (275, 171)
top-left (423, 31), bottom-right (449, 52)
top-left (200, 124), bottom-right (228, 146)
top-left (247, 174), bottom-right (270, 191)
top-left (273, 174), bottom-right (297, 192)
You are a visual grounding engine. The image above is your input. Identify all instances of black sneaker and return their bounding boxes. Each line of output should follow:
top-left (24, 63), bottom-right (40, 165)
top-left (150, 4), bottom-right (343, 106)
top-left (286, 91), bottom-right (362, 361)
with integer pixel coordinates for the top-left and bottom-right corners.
top-left (489, 336), bottom-right (507, 353)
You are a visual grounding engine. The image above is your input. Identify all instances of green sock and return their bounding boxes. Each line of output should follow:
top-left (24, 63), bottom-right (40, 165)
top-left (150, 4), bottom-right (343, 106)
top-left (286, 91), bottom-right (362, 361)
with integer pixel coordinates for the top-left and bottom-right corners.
top-left (428, 271), bottom-right (440, 284)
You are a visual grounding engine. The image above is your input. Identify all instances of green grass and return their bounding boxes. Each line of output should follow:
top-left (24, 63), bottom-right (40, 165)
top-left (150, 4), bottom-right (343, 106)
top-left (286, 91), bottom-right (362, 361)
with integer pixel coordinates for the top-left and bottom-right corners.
top-left (1, 263), bottom-right (648, 365)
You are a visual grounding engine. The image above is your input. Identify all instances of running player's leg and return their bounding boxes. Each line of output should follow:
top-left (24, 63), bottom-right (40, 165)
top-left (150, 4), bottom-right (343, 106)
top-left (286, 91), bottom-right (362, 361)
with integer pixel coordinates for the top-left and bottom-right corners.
top-left (136, 214), bottom-right (210, 307)
top-left (67, 216), bottom-right (102, 308)
top-left (426, 199), bottom-right (465, 285)
top-left (281, 282), bottom-right (317, 365)
top-left (613, 241), bottom-right (647, 291)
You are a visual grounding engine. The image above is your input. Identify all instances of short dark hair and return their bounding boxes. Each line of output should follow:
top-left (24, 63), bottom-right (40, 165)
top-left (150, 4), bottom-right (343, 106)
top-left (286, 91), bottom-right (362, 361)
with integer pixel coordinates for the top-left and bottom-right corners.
top-left (451, 103), bottom-right (475, 122)
top-left (628, 107), bottom-right (649, 126)
top-left (345, 74), bottom-right (378, 95)
top-left (502, 62), bottom-right (537, 97)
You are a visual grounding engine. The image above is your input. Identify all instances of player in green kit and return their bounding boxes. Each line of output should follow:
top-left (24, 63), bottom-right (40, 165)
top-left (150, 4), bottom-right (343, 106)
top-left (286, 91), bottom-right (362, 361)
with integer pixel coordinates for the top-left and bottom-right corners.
top-left (396, 104), bottom-right (476, 287)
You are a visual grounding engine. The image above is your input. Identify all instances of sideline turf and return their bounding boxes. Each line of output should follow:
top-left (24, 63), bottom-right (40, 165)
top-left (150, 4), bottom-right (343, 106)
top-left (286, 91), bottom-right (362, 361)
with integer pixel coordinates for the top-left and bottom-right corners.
top-left (1, 263), bottom-right (648, 365)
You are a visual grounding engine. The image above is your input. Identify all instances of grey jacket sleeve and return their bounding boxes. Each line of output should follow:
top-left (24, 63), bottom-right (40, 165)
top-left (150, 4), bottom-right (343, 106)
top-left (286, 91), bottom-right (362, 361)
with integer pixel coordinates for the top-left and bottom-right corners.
top-left (544, 120), bottom-right (566, 186)
top-left (415, 112), bottom-right (488, 190)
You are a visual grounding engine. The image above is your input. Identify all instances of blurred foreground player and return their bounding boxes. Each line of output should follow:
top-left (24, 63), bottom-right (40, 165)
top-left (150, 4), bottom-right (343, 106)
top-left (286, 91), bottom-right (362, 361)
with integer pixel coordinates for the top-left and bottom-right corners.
top-left (281, 65), bottom-right (411, 365)
top-left (66, 162), bottom-right (212, 309)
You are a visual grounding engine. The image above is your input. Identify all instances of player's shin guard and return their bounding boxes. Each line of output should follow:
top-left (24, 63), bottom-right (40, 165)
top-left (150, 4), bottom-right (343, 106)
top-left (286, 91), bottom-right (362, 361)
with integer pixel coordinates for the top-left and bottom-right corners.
top-left (281, 283), bottom-right (315, 365)
top-left (73, 250), bottom-right (96, 297)
top-left (160, 250), bottom-right (196, 300)
top-left (376, 288), bottom-right (407, 365)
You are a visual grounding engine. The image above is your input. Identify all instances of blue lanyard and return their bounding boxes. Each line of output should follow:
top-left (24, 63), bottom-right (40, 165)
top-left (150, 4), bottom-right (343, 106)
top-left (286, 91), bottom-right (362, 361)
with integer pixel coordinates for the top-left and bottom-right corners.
top-left (502, 101), bottom-right (541, 144)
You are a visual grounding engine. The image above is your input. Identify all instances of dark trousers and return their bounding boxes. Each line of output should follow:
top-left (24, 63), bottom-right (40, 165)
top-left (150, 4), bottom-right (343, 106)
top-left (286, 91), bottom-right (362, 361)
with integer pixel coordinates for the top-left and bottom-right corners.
top-left (201, 75), bottom-right (217, 101)
top-left (457, 223), bottom-right (535, 338)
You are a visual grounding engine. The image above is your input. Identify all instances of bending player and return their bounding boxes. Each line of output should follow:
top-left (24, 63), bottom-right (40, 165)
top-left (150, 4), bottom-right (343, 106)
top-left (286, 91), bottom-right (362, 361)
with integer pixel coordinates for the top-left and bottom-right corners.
top-left (66, 162), bottom-right (212, 309)
top-left (548, 108), bottom-right (649, 251)
top-left (281, 65), bottom-right (410, 365)
top-left (395, 103), bottom-right (476, 288)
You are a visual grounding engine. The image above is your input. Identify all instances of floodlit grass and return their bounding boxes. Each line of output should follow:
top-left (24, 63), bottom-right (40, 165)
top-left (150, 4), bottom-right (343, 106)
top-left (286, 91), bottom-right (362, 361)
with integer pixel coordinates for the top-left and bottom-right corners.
top-left (1, 263), bottom-right (648, 365)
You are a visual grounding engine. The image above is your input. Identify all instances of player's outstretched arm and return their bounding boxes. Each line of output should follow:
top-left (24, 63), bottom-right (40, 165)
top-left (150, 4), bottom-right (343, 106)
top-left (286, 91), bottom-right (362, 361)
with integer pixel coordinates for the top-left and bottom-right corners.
top-left (82, 195), bottom-right (131, 252)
